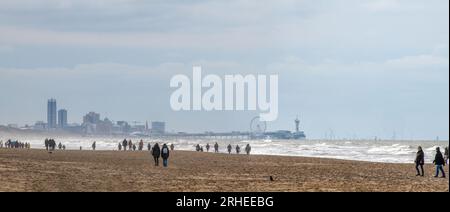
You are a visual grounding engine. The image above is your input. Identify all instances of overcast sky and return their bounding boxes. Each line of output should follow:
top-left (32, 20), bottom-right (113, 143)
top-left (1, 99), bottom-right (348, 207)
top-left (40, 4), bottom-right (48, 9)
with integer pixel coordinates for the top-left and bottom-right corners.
top-left (0, 0), bottom-right (448, 140)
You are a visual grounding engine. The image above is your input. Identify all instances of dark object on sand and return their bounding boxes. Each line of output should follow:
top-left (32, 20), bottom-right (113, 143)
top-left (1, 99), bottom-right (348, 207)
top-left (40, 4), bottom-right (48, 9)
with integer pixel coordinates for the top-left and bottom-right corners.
top-left (269, 176), bottom-right (274, 181)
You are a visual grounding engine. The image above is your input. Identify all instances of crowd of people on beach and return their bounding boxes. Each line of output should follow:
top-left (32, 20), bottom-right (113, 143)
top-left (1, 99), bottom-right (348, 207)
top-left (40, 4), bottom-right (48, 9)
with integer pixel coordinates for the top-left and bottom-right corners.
top-left (117, 139), bottom-right (166, 152)
top-left (117, 139), bottom-right (134, 151)
top-left (415, 146), bottom-right (448, 178)
top-left (3, 137), bottom-right (449, 180)
top-left (44, 138), bottom-right (57, 151)
top-left (115, 139), bottom-right (173, 167)
top-left (194, 142), bottom-right (252, 155)
top-left (44, 138), bottom-right (67, 151)
top-left (0, 139), bottom-right (30, 149)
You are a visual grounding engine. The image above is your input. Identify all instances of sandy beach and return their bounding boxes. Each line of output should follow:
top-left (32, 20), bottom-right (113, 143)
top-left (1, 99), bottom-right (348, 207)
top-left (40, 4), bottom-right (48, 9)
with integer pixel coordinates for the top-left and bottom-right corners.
top-left (0, 148), bottom-right (448, 192)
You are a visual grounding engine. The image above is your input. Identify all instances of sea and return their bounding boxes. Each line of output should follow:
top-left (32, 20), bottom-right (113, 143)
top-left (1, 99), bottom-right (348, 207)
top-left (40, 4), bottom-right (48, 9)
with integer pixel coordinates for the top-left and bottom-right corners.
top-left (1, 136), bottom-right (448, 164)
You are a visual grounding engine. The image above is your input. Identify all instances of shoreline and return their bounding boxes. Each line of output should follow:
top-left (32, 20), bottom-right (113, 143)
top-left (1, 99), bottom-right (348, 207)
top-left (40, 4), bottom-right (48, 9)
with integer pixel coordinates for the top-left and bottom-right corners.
top-left (1, 137), bottom-right (448, 164)
top-left (1, 148), bottom-right (448, 192)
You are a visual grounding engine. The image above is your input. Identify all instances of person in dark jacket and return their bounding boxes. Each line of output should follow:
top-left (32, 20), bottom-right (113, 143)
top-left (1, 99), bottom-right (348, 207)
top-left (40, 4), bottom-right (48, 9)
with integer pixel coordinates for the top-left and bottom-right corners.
top-left (445, 147), bottom-right (449, 165)
top-left (415, 146), bottom-right (425, 176)
top-left (45, 139), bottom-right (49, 151)
top-left (206, 143), bottom-right (210, 152)
top-left (227, 144), bottom-right (232, 154)
top-left (214, 142), bottom-right (219, 153)
top-left (138, 140), bottom-right (144, 151)
top-left (122, 139), bottom-right (128, 151)
top-left (92, 141), bottom-right (96, 151)
top-left (245, 144), bottom-right (251, 155)
top-left (147, 143), bottom-right (152, 151)
top-left (152, 143), bottom-right (161, 166)
top-left (161, 144), bottom-right (170, 167)
top-left (50, 139), bottom-right (56, 151)
top-left (128, 140), bottom-right (133, 151)
top-left (433, 147), bottom-right (446, 178)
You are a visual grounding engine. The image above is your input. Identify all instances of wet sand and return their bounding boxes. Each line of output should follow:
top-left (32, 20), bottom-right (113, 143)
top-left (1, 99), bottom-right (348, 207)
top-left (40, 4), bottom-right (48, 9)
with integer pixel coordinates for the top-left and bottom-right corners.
top-left (0, 148), bottom-right (448, 192)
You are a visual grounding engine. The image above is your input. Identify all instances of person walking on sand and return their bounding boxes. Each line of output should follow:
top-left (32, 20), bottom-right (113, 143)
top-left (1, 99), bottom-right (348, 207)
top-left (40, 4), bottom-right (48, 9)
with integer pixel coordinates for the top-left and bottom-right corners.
top-left (147, 142), bottom-right (151, 151)
top-left (122, 139), bottom-right (128, 151)
top-left (50, 139), bottom-right (56, 151)
top-left (161, 144), bottom-right (170, 168)
top-left (206, 143), bottom-right (210, 152)
top-left (133, 144), bottom-right (137, 151)
top-left (214, 142), bottom-right (219, 153)
top-left (139, 140), bottom-right (144, 151)
top-left (45, 138), bottom-right (49, 151)
top-left (236, 145), bottom-right (241, 154)
top-left (170, 143), bottom-right (175, 151)
top-left (245, 144), bottom-right (251, 155)
top-left (128, 140), bottom-right (133, 151)
top-left (152, 143), bottom-right (161, 166)
top-left (445, 147), bottom-right (449, 165)
top-left (58, 142), bottom-right (62, 150)
top-left (48, 139), bottom-right (52, 150)
top-left (118, 142), bottom-right (122, 151)
top-left (227, 144), bottom-right (232, 154)
top-left (415, 146), bottom-right (425, 177)
top-left (92, 141), bottom-right (96, 151)
top-left (196, 144), bottom-right (201, 152)
top-left (433, 147), bottom-right (446, 178)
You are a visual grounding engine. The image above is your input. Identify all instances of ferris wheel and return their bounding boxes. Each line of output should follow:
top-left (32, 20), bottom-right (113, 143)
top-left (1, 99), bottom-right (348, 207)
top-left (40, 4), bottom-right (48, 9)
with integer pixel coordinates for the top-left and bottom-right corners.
top-left (250, 116), bottom-right (267, 135)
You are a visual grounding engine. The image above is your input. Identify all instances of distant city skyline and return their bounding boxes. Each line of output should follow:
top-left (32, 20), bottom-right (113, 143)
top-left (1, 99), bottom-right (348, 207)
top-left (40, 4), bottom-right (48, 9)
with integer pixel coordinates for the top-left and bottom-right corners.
top-left (0, 0), bottom-right (448, 140)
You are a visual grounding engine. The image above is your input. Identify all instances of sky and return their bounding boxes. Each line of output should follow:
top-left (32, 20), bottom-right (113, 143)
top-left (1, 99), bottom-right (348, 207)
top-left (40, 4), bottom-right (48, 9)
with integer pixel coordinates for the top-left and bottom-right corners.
top-left (0, 0), bottom-right (448, 140)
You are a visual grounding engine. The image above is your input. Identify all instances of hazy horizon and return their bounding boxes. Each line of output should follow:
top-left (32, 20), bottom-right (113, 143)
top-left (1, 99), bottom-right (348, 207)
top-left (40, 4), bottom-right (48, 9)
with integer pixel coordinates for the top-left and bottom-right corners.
top-left (0, 0), bottom-right (449, 140)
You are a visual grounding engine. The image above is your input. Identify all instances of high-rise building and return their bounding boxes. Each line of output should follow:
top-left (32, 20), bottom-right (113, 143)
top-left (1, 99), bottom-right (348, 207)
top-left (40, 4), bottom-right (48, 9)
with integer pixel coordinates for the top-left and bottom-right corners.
top-left (151, 121), bottom-right (166, 134)
top-left (58, 109), bottom-right (68, 128)
top-left (47, 99), bottom-right (57, 129)
top-left (83, 112), bottom-right (100, 124)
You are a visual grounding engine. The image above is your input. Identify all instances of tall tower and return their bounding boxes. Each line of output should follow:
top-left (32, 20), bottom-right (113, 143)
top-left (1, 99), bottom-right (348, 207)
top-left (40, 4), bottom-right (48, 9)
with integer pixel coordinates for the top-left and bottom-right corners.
top-left (295, 116), bottom-right (300, 133)
top-left (58, 109), bottom-right (68, 128)
top-left (47, 99), bottom-right (57, 129)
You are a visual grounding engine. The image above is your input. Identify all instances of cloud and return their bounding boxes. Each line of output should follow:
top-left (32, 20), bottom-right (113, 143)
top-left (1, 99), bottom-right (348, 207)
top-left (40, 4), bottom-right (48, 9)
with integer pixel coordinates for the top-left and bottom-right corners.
top-left (0, 0), bottom-right (447, 54)
top-left (0, 0), bottom-right (139, 10)
top-left (0, 26), bottom-right (276, 50)
top-left (362, 0), bottom-right (401, 12)
top-left (266, 53), bottom-right (449, 86)
top-left (385, 54), bottom-right (449, 67)
top-left (0, 62), bottom-right (182, 78)
top-left (0, 0), bottom-right (448, 139)
top-left (0, 45), bottom-right (14, 52)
